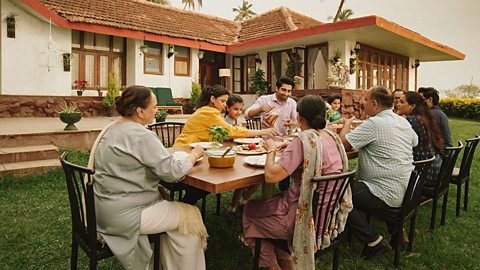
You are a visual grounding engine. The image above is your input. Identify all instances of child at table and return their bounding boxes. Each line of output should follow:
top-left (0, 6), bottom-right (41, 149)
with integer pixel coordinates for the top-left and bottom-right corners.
top-left (225, 95), bottom-right (244, 126)
top-left (326, 94), bottom-right (344, 123)
top-left (224, 95), bottom-right (260, 213)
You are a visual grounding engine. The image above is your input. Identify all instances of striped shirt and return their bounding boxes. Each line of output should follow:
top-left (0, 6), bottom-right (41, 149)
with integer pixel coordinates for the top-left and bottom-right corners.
top-left (346, 109), bottom-right (418, 207)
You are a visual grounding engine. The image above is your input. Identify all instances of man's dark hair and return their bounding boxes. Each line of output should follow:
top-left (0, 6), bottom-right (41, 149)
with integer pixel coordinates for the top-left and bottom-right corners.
top-left (393, 89), bottom-right (406, 95)
top-left (418, 87), bottom-right (439, 105)
top-left (275, 76), bottom-right (295, 89)
top-left (369, 86), bottom-right (393, 107)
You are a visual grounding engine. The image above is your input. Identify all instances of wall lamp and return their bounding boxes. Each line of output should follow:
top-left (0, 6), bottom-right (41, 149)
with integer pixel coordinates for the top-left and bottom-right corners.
top-left (412, 59), bottom-right (420, 69)
top-left (254, 53), bottom-right (262, 64)
top-left (167, 45), bottom-right (175, 58)
top-left (351, 42), bottom-right (361, 56)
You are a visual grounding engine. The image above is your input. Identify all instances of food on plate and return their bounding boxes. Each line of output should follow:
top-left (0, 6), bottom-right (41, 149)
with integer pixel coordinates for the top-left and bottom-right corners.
top-left (247, 143), bottom-right (257, 150)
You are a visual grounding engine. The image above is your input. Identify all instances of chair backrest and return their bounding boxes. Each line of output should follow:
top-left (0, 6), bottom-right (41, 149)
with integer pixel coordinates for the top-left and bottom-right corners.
top-left (311, 169), bottom-right (357, 247)
top-left (400, 156), bottom-right (436, 219)
top-left (151, 87), bottom-right (174, 106)
top-left (246, 117), bottom-right (262, 130)
top-left (435, 141), bottom-right (463, 194)
top-left (147, 122), bottom-right (185, 148)
top-left (458, 135), bottom-right (480, 179)
top-left (60, 152), bottom-right (98, 253)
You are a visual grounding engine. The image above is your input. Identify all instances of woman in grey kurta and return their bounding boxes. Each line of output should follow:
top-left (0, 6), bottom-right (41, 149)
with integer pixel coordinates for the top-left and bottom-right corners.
top-left (93, 85), bottom-right (206, 270)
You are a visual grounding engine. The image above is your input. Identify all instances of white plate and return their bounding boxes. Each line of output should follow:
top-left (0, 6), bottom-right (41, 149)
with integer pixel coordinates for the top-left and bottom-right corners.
top-left (189, 142), bottom-right (223, 149)
top-left (233, 138), bottom-right (263, 144)
top-left (244, 155), bottom-right (279, 167)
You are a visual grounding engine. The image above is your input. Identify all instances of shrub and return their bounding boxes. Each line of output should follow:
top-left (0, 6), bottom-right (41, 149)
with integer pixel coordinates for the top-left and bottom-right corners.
top-left (439, 98), bottom-right (480, 119)
top-left (250, 69), bottom-right (268, 96)
top-left (103, 73), bottom-right (120, 109)
top-left (190, 82), bottom-right (201, 109)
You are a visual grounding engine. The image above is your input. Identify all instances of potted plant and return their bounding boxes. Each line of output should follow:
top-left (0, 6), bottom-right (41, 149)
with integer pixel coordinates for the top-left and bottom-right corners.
top-left (58, 104), bottom-right (82, 131)
top-left (197, 50), bottom-right (205, 59)
top-left (250, 69), bottom-right (268, 96)
top-left (62, 53), bottom-right (72, 72)
top-left (139, 44), bottom-right (149, 55)
top-left (74, 80), bottom-right (88, 96)
top-left (155, 109), bottom-right (169, 122)
top-left (3, 12), bottom-right (17, 38)
top-left (103, 73), bottom-right (120, 116)
top-left (96, 85), bottom-right (103, 97)
top-left (293, 75), bottom-right (303, 90)
top-left (208, 125), bottom-right (229, 148)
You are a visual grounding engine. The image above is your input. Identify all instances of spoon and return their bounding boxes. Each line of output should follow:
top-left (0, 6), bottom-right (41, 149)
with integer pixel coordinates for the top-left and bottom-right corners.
top-left (221, 146), bottom-right (233, 157)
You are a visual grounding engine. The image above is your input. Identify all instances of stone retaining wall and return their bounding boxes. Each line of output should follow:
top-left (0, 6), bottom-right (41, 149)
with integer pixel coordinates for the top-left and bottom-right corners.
top-left (0, 95), bottom-right (189, 117)
top-left (292, 89), bottom-right (367, 119)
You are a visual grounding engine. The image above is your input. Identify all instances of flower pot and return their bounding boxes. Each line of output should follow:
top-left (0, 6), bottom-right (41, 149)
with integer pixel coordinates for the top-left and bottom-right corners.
top-left (328, 86), bottom-right (343, 90)
top-left (77, 90), bottom-right (83, 96)
top-left (6, 22), bottom-right (15, 38)
top-left (156, 117), bottom-right (166, 123)
top-left (98, 91), bottom-right (103, 97)
top-left (63, 62), bottom-right (71, 72)
top-left (59, 112), bottom-right (82, 131)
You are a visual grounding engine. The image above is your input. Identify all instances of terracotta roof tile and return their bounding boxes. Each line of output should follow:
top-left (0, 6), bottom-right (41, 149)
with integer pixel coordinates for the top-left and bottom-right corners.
top-left (236, 7), bottom-right (322, 43)
top-left (37, 1), bottom-right (322, 46)
top-left (39, 0), bottom-right (239, 45)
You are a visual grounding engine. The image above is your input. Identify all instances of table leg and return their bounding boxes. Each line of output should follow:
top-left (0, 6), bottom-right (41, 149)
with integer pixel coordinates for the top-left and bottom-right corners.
top-left (261, 183), bottom-right (275, 199)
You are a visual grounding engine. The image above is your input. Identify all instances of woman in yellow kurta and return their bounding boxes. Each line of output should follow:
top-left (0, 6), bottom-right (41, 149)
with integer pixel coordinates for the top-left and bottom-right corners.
top-left (174, 85), bottom-right (277, 148)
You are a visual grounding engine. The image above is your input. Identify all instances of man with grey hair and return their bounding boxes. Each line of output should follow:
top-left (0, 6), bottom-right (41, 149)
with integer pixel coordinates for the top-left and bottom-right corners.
top-left (340, 86), bottom-right (418, 260)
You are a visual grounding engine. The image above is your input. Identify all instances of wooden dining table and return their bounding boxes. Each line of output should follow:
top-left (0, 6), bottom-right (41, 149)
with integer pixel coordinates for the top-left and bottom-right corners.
top-left (169, 142), bottom-right (358, 199)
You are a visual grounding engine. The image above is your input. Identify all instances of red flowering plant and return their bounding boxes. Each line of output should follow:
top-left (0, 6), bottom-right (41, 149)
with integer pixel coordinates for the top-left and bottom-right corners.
top-left (74, 80), bottom-right (88, 91)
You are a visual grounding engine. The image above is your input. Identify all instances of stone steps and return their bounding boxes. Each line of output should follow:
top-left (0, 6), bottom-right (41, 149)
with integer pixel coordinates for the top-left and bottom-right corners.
top-left (0, 144), bottom-right (61, 178)
top-left (0, 144), bottom-right (59, 163)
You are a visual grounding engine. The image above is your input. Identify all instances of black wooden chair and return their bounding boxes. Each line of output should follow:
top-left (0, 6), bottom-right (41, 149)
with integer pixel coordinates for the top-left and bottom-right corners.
top-left (252, 169), bottom-right (357, 270)
top-left (60, 152), bottom-right (160, 270)
top-left (450, 135), bottom-right (480, 216)
top-left (147, 122), bottom-right (220, 217)
top-left (246, 117), bottom-right (262, 130)
top-left (420, 142), bottom-right (463, 231)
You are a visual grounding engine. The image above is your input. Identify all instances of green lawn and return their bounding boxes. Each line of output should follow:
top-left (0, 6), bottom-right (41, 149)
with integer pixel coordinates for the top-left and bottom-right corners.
top-left (0, 118), bottom-right (479, 269)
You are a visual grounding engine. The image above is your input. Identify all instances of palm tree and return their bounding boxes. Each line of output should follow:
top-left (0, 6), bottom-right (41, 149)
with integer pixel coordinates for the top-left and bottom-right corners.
top-left (146, 0), bottom-right (170, 4)
top-left (332, 0), bottom-right (346, 22)
top-left (182, 0), bottom-right (203, 10)
top-left (233, 0), bottom-right (256, 22)
top-left (327, 8), bottom-right (353, 22)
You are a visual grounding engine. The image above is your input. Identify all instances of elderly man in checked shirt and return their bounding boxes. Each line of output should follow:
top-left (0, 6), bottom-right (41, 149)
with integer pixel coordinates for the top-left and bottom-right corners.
top-left (339, 86), bottom-right (418, 260)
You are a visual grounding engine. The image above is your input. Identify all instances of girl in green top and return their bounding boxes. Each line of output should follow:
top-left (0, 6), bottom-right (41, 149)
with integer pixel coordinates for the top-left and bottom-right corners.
top-left (327, 94), bottom-right (343, 123)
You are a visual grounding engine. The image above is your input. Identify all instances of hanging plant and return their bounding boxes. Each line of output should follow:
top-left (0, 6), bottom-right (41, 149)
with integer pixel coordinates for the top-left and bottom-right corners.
top-left (197, 50), bottom-right (205, 59)
top-left (3, 12), bottom-right (17, 38)
top-left (62, 53), bottom-right (72, 72)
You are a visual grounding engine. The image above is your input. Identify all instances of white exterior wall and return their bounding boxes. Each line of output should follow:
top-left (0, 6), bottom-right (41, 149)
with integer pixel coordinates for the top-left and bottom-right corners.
top-left (127, 39), bottom-right (199, 98)
top-left (1, 0), bottom-right (71, 95)
top-left (408, 57), bottom-right (416, 91)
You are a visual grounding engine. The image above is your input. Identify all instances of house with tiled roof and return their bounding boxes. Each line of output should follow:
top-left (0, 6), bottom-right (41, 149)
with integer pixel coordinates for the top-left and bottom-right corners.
top-left (0, 0), bottom-right (464, 107)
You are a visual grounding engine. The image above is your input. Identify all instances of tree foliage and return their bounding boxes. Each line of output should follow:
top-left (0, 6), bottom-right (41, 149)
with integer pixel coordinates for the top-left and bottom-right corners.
top-left (182, 0), bottom-right (203, 10)
top-left (328, 8), bottom-right (353, 22)
top-left (444, 84), bottom-right (480, 98)
top-left (233, 0), bottom-right (256, 22)
top-left (145, 0), bottom-right (170, 5)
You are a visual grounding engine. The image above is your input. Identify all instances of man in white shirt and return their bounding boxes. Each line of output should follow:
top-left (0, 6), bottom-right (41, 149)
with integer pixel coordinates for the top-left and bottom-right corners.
top-left (244, 76), bottom-right (297, 136)
top-left (339, 86), bottom-right (418, 260)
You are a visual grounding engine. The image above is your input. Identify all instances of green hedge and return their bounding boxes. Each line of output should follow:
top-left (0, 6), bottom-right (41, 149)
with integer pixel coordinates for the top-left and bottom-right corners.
top-left (439, 98), bottom-right (480, 119)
